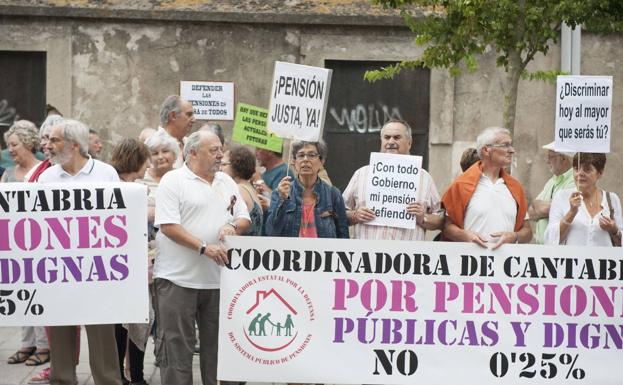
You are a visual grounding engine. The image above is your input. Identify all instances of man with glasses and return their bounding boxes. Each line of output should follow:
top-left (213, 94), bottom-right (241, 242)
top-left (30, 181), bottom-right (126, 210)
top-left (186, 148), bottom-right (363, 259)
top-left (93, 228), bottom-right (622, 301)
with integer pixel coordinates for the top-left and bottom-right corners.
top-left (153, 130), bottom-right (250, 385)
top-left (38, 119), bottom-right (121, 385)
top-left (342, 119), bottom-right (444, 240)
top-left (528, 142), bottom-right (575, 244)
top-left (442, 126), bottom-right (532, 249)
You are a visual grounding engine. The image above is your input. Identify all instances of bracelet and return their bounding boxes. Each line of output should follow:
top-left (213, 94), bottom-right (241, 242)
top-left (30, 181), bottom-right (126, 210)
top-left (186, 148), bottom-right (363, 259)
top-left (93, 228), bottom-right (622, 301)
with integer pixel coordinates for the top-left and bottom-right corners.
top-left (561, 217), bottom-right (572, 225)
top-left (228, 221), bottom-right (238, 231)
top-left (199, 241), bottom-right (206, 256)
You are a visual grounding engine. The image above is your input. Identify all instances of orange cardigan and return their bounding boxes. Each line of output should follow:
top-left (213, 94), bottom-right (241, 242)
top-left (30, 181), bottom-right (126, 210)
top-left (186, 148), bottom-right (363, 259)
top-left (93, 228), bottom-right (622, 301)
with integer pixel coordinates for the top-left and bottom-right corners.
top-left (441, 161), bottom-right (527, 232)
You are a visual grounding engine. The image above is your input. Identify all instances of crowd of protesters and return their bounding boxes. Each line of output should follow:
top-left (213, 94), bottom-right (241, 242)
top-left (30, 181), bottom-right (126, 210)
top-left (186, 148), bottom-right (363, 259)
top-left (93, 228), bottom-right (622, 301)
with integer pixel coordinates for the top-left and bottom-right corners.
top-left (1, 94), bottom-right (620, 385)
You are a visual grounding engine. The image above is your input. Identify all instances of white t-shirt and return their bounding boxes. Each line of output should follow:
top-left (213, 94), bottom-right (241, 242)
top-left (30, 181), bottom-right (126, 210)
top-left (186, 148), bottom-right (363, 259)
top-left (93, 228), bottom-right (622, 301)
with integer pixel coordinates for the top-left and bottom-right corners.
top-left (38, 157), bottom-right (119, 183)
top-left (464, 175), bottom-right (517, 242)
top-left (544, 188), bottom-right (623, 246)
top-left (154, 165), bottom-right (250, 289)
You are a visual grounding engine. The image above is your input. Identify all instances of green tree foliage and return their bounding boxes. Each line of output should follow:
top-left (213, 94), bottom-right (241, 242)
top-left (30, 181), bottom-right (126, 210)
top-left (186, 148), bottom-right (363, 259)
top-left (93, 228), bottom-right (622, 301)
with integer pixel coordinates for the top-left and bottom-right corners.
top-left (365, 0), bottom-right (622, 134)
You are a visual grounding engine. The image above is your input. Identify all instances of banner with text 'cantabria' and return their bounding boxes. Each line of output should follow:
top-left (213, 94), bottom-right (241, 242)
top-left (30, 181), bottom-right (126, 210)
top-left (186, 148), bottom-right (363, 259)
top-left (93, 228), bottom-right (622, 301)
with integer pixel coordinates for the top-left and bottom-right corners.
top-left (267, 61), bottom-right (332, 141)
top-left (0, 182), bottom-right (149, 326)
top-left (219, 236), bottom-right (622, 385)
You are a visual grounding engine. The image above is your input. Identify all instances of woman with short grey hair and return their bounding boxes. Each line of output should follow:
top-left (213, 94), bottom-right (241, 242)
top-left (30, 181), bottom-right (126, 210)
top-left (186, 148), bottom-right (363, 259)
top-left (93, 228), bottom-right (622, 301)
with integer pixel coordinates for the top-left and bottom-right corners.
top-left (1, 120), bottom-right (41, 182)
top-left (266, 140), bottom-right (349, 238)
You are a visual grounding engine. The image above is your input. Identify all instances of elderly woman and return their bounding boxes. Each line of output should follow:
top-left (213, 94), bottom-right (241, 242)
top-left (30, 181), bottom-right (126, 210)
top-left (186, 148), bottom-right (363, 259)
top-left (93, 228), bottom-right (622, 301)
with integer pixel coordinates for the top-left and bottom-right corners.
top-left (111, 138), bottom-right (150, 182)
top-left (222, 145), bottom-right (263, 235)
top-left (140, 131), bottom-right (180, 226)
top-left (1, 120), bottom-right (41, 182)
top-left (4, 120), bottom-right (49, 367)
top-left (266, 140), bottom-right (349, 238)
top-left (545, 152), bottom-right (622, 246)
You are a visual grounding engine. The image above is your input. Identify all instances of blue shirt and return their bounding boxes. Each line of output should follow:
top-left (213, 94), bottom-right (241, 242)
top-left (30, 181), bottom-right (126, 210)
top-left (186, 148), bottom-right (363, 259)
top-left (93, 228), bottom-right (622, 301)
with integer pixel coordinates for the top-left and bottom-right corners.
top-left (266, 177), bottom-right (349, 239)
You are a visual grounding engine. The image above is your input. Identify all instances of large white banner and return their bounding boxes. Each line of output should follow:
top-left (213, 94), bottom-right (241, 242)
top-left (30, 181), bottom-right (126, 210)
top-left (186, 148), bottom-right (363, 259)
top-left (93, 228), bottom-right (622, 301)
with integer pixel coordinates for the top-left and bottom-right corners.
top-left (365, 152), bottom-right (422, 229)
top-left (180, 80), bottom-right (235, 121)
top-left (219, 236), bottom-right (622, 385)
top-left (0, 183), bottom-right (149, 326)
top-left (267, 61), bottom-right (332, 141)
top-left (554, 75), bottom-right (613, 153)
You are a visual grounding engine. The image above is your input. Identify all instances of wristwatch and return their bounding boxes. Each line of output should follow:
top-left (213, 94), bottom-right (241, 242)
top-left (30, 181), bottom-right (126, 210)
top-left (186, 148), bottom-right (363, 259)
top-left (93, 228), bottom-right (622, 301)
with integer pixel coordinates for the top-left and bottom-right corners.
top-left (199, 241), bottom-right (206, 256)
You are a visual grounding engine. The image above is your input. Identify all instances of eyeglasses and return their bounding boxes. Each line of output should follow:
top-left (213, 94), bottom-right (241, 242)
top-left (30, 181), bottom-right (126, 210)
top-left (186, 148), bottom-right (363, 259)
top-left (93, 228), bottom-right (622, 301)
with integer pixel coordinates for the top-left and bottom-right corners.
top-left (295, 152), bottom-right (320, 160)
top-left (487, 143), bottom-right (514, 150)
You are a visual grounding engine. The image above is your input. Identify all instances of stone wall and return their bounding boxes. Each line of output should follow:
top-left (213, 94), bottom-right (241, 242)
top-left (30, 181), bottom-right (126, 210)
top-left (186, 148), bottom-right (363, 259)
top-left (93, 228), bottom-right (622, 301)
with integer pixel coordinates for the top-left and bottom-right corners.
top-left (0, 11), bottom-right (621, 200)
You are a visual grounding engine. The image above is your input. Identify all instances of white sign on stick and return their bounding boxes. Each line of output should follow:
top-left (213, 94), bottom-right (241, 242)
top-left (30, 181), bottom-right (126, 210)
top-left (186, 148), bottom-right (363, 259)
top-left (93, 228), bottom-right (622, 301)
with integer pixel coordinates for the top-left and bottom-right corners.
top-left (0, 182), bottom-right (149, 326)
top-left (180, 81), bottom-right (234, 120)
top-left (554, 75), bottom-right (613, 153)
top-left (267, 61), bottom-right (332, 141)
top-left (365, 152), bottom-right (422, 229)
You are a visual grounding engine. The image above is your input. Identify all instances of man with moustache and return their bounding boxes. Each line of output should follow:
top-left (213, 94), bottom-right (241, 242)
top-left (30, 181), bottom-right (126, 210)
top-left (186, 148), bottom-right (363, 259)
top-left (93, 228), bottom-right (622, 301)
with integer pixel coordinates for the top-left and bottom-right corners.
top-left (442, 126), bottom-right (532, 249)
top-left (158, 95), bottom-right (196, 167)
top-left (342, 119), bottom-right (444, 240)
top-left (38, 119), bottom-right (121, 385)
top-left (153, 130), bottom-right (250, 385)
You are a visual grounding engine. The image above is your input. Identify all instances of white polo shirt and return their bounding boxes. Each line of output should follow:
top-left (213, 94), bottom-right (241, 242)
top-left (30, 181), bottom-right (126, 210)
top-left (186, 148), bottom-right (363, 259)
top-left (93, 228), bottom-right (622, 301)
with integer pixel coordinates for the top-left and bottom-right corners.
top-left (154, 165), bottom-right (250, 289)
top-left (38, 157), bottom-right (119, 183)
top-left (464, 175), bottom-right (517, 242)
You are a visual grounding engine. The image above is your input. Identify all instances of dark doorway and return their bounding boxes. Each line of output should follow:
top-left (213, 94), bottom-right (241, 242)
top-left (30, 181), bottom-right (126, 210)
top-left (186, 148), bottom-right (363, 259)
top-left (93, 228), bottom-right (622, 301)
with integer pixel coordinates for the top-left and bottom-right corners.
top-left (0, 51), bottom-right (47, 146)
top-left (323, 60), bottom-right (430, 192)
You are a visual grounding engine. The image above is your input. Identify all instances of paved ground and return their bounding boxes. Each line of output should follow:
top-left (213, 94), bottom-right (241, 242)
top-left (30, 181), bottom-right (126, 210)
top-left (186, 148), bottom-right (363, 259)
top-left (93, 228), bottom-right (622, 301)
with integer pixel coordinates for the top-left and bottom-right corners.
top-left (0, 326), bottom-right (175, 385)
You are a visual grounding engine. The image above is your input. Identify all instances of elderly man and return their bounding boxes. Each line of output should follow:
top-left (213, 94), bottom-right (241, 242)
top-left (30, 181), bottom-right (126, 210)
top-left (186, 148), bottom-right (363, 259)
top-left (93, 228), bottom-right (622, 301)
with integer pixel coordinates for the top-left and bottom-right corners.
top-left (442, 126), bottom-right (532, 249)
top-left (528, 141), bottom-right (575, 244)
top-left (158, 95), bottom-right (196, 166)
top-left (342, 119), bottom-right (444, 240)
top-left (153, 130), bottom-right (250, 385)
top-left (38, 119), bottom-right (121, 385)
top-left (88, 129), bottom-right (103, 159)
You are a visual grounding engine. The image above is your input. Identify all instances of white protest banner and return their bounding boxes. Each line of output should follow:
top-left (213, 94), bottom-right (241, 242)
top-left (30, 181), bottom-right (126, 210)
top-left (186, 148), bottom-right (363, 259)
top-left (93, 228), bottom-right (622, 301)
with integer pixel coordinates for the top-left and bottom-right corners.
top-left (365, 152), bottom-right (422, 229)
top-left (554, 75), bottom-right (613, 153)
top-left (180, 81), bottom-right (235, 120)
top-left (219, 236), bottom-right (622, 385)
top-left (0, 182), bottom-right (149, 326)
top-left (267, 61), bottom-right (332, 141)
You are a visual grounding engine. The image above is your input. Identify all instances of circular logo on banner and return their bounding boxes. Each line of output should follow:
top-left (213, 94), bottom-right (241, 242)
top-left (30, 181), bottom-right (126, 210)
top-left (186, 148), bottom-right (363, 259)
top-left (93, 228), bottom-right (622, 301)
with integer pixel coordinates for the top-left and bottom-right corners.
top-left (226, 274), bottom-right (315, 365)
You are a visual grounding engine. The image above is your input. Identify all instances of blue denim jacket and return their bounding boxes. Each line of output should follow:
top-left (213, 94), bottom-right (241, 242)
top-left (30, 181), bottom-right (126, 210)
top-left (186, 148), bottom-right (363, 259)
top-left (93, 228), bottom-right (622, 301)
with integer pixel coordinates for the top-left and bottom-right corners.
top-left (265, 177), bottom-right (349, 238)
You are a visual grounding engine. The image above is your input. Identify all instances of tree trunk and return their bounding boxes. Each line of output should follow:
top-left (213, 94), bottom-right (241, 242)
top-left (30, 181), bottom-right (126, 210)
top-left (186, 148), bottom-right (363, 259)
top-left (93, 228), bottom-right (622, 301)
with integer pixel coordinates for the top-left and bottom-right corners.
top-left (503, 52), bottom-right (522, 136)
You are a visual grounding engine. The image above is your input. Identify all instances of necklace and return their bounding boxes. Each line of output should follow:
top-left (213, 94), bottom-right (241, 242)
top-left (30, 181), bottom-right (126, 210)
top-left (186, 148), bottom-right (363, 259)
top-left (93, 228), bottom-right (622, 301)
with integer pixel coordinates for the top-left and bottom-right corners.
top-left (584, 190), bottom-right (601, 210)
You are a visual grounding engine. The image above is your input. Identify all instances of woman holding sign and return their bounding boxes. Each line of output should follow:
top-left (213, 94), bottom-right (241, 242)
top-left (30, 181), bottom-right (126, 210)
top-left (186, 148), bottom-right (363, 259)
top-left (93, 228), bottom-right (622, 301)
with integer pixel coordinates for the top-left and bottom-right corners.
top-left (266, 140), bottom-right (349, 238)
top-left (545, 152), bottom-right (622, 246)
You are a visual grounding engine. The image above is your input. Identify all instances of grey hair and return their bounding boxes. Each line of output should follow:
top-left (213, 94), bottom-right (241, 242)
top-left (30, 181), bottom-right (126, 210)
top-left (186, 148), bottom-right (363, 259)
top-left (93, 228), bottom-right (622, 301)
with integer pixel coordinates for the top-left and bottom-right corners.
top-left (476, 127), bottom-right (511, 157)
top-left (199, 123), bottom-right (225, 145)
top-left (183, 130), bottom-right (218, 160)
top-left (58, 119), bottom-right (90, 157)
top-left (380, 119), bottom-right (412, 140)
top-left (145, 131), bottom-right (180, 159)
top-left (159, 95), bottom-right (182, 127)
top-left (39, 114), bottom-right (64, 138)
top-left (291, 140), bottom-right (328, 162)
top-left (5, 120), bottom-right (40, 153)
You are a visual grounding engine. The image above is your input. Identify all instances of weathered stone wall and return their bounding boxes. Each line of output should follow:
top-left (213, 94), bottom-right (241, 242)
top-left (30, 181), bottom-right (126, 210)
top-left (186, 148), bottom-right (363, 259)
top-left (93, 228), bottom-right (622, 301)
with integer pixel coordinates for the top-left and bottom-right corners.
top-left (0, 14), bottom-right (621, 201)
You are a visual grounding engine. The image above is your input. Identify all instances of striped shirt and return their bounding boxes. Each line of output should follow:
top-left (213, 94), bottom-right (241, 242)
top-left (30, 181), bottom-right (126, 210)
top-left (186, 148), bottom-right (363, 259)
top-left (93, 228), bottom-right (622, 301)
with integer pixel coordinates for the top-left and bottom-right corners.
top-left (342, 165), bottom-right (442, 240)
